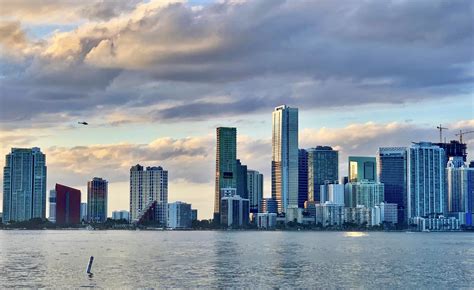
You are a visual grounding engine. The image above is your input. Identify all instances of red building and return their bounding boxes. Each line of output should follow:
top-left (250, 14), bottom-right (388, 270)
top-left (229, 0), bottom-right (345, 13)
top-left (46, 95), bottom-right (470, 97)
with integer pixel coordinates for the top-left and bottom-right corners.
top-left (55, 184), bottom-right (81, 224)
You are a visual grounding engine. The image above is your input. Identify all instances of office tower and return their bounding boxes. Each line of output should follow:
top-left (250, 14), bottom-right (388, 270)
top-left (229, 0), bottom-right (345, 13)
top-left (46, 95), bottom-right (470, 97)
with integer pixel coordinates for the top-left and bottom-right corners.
top-left (377, 147), bottom-right (408, 224)
top-left (307, 146), bottom-right (339, 203)
top-left (54, 184), bottom-right (81, 225)
top-left (191, 209), bottom-right (198, 221)
top-left (130, 165), bottom-right (168, 224)
top-left (2, 147), bottom-right (47, 223)
top-left (434, 140), bottom-right (467, 162)
top-left (220, 188), bottom-right (250, 227)
top-left (49, 189), bottom-right (56, 223)
top-left (272, 105), bottom-right (299, 214)
top-left (167, 201), bottom-right (192, 229)
top-left (345, 180), bottom-right (384, 208)
top-left (320, 183), bottom-right (344, 204)
top-left (407, 142), bottom-right (446, 219)
top-left (214, 127), bottom-right (237, 221)
top-left (348, 156), bottom-right (376, 182)
top-left (112, 210), bottom-right (130, 221)
top-left (446, 157), bottom-right (474, 225)
top-left (260, 198), bottom-right (278, 214)
top-left (247, 170), bottom-right (263, 213)
top-left (87, 177), bottom-right (108, 223)
top-left (236, 159), bottom-right (248, 199)
top-left (80, 203), bottom-right (87, 222)
top-left (298, 149), bottom-right (308, 208)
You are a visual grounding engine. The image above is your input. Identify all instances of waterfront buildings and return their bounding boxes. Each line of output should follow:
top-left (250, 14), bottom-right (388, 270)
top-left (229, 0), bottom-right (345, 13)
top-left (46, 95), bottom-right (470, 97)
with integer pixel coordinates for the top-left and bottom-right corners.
top-left (315, 202), bottom-right (345, 227)
top-left (345, 205), bottom-right (372, 226)
top-left (214, 127), bottom-right (237, 221)
top-left (54, 184), bottom-right (81, 225)
top-left (272, 105), bottom-right (299, 214)
top-left (409, 216), bottom-right (460, 231)
top-left (260, 198), bottom-right (278, 214)
top-left (307, 146), bottom-right (339, 203)
top-left (257, 213), bottom-right (277, 229)
top-left (220, 188), bottom-right (250, 227)
top-left (247, 170), bottom-right (263, 214)
top-left (298, 149), bottom-right (308, 208)
top-left (130, 165), bottom-right (168, 224)
top-left (168, 201), bottom-right (192, 229)
top-left (348, 156), bottom-right (376, 182)
top-left (407, 142), bottom-right (446, 219)
top-left (112, 210), bottom-right (130, 221)
top-left (2, 147), bottom-right (47, 223)
top-left (377, 147), bottom-right (408, 224)
top-left (446, 157), bottom-right (474, 225)
top-left (80, 203), bottom-right (87, 222)
top-left (345, 180), bottom-right (384, 208)
top-left (87, 177), bottom-right (108, 223)
top-left (49, 189), bottom-right (56, 223)
top-left (371, 202), bottom-right (398, 225)
top-left (320, 183), bottom-right (344, 204)
top-left (236, 159), bottom-right (248, 199)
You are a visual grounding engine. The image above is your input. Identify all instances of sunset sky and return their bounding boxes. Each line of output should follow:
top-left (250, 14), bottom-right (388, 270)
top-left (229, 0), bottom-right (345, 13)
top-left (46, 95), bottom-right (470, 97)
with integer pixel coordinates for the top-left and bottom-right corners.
top-left (0, 0), bottom-right (473, 219)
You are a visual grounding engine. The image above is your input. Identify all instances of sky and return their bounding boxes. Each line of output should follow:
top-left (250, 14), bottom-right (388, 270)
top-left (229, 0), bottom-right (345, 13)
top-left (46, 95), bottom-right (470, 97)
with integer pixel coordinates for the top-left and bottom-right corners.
top-left (0, 0), bottom-right (473, 219)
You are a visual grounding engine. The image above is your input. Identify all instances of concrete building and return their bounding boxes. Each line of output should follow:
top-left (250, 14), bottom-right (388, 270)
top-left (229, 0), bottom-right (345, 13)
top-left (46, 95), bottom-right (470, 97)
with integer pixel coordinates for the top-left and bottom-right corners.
top-left (377, 147), bottom-right (408, 224)
top-left (272, 105), bottom-right (299, 214)
top-left (2, 147), bottom-right (47, 223)
top-left (298, 149), bottom-right (308, 208)
top-left (168, 201), bottom-right (192, 229)
top-left (220, 188), bottom-right (250, 227)
top-left (130, 165), bottom-right (168, 224)
top-left (87, 177), bottom-right (108, 223)
top-left (214, 127), bottom-right (237, 221)
top-left (286, 205), bottom-right (303, 223)
top-left (112, 210), bottom-right (130, 221)
top-left (247, 170), bottom-right (263, 214)
top-left (80, 203), bottom-right (87, 222)
top-left (49, 189), bottom-right (56, 223)
top-left (407, 142), bottom-right (446, 219)
top-left (345, 205), bottom-right (372, 226)
top-left (320, 183), bottom-right (344, 204)
top-left (307, 146), bottom-right (338, 203)
top-left (257, 213), bottom-right (277, 229)
top-left (371, 202), bottom-right (398, 225)
top-left (54, 184), bottom-right (81, 225)
top-left (315, 202), bottom-right (345, 227)
top-left (348, 156), bottom-right (377, 182)
top-left (409, 216), bottom-right (460, 231)
top-left (345, 180), bottom-right (384, 208)
top-left (446, 157), bottom-right (474, 225)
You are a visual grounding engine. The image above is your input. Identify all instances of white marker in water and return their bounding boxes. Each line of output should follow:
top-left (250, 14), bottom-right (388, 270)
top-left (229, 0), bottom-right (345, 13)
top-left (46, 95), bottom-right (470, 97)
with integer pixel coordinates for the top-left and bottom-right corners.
top-left (86, 256), bottom-right (94, 274)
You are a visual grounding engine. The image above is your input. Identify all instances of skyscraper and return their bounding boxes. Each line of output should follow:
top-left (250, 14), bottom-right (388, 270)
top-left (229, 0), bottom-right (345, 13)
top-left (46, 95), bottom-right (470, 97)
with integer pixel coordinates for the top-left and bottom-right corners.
top-left (2, 147), bottom-right (47, 224)
top-left (272, 105), bottom-right (298, 214)
top-left (130, 165), bottom-right (168, 223)
top-left (298, 149), bottom-right (308, 208)
top-left (377, 147), bottom-right (408, 224)
top-left (446, 157), bottom-right (474, 225)
top-left (345, 180), bottom-right (385, 208)
top-left (55, 183), bottom-right (81, 225)
top-left (247, 170), bottom-right (263, 214)
top-left (307, 146), bottom-right (339, 203)
top-left (236, 159), bottom-right (248, 199)
top-left (49, 189), bottom-right (56, 223)
top-left (434, 140), bottom-right (467, 162)
top-left (214, 127), bottom-right (237, 221)
top-left (407, 142), bottom-right (446, 219)
top-left (167, 201), bottom-right (192, 229)
top-left (348, 156), bottom-right (376, 182)
top-left (87, 177), bottom-right (108, 223)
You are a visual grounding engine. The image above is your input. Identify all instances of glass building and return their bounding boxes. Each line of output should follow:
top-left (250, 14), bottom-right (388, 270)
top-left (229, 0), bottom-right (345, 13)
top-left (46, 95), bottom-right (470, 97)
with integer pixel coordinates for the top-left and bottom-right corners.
top-left (55, 183), bottom-right (81, 225)
top-left (345, 180), bottom-right (384, 208)
top-left (87, 177), bottom-right (108, 223)
top-left (214, 127), bottom-right (237, 221)
top-left (446, 157), bottom-right (474, 225)
top-left (167, 201), bottom-right (192, 229)
top-left (348, 156), bottom-right (376, 182)
top-left (247, 170), bottom-right (263, 214)
top-left (2, 147), bottom-right (47, 223)
top-left (49, 189), bottom-right (56, 223)
top-left (298, 149), bottom-right (308, 208)
top-left (272, 105), bottom-right (298, 214)
top-left (307, 146), bottom-right (338, 203)
top-left (377, 147), bottom-right (408, 224)
top-left (236, 159), bottom-right (248, 199)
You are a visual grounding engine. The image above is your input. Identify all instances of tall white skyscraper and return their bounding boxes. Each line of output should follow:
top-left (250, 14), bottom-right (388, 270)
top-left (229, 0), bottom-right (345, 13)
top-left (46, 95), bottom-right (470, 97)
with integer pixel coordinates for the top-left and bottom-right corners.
top-left (407, 142), bottom-right (446, 219)
top-left (272, 105), bottom-right (299, 214)
top-left (130, 165), bottom-right (168, 223)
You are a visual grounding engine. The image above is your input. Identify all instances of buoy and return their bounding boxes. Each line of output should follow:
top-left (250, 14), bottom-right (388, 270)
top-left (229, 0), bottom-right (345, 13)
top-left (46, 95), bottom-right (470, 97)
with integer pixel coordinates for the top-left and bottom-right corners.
top-left (86, 256), bottom-right (94, 274)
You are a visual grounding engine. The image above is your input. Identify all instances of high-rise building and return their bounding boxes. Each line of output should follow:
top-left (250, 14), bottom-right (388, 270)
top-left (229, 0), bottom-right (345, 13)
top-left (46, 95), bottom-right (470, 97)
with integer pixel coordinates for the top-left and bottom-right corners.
top-left (130, 165), bottom-right (168, 224)
top-left (214, 127), bottom-right (237, 221)
top-left (320, 183), bottom-right (344, 204)
top-left (407, 142), bottom-right (446, 219)
top-left (2, 147), bottom-right (47, 223)
top-left (348, 156), bottom-right (376, 182)
top-left (49, 189), bottom-right (56, 223)
top-left (247, 170), bottom-right (263, 214)
top-left (307, 146), bottom-right (339, 203)
top-left (315, 202), bottom-right (345, 227)
top-left (87, 177), bottom-right (108, 223)
top-left (259, 198), bottom-right (278, 214)
top-left (220, 188), bottom-right (250, 227)
top-left (167, 201), bottom-right (192, 229)
top-left (298, 149), bottom-right (308, 208)
top-left (345, 180), bottom-right (384, 208)
top-left (272, 105), bottom-right (298, 214)
top-left (112, 210), bottom-right (129, 221)
top-left (446, 157), bottom-right (474, 225)
top-left (434, 140), bottom-right (467, 162)
top-left (377, 147), bottom-right (408, 224)
top-left (236, 159), bottom-right (248, 199)
top-left (80, 203), bottom-right (87, 222)
top-left (54, 184), bottom-right (81, 225)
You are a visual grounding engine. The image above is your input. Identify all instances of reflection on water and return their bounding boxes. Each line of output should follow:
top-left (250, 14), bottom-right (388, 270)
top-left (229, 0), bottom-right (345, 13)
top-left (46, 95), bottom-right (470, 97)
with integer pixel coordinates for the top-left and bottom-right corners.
top-left (0, 231), bottom-right (473, 288)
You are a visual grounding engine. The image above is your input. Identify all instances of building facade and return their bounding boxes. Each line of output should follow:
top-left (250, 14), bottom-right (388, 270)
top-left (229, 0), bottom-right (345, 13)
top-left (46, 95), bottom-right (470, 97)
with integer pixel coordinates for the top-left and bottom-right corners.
top-left (446, 157), bottom-right (474, 225)
top-left (80, 203), bottom-right (87, 222)
top-left (55, 183), bottom-right (81, 225)
top-left (112, 210), bottom-right (130, 221)
top-left (272, 105), bottom-right (299, 214)
top-left (320, 183), bottom-right (344, 204)
top-left (247, 170), bottom-right (263, 214)
top-left (298, 149), bottom-right (308, 208)
top-left (214, 127), bottom-right (237, 221)
top-left (168, 202), bottom-right (192, 229)
top-left (307, 146), bottom-right (338, 203)
top-left (49, 189), bottom-right (56, 223)
top-left (236, 159), bottom-right (248, 199)
top-left (259, 198), bottom-right (278, 214)
top-left (87, 177), bottom-right (108, 223)
top-left (220, 188), bottom-right (250, 227)
top-left (345, 180), bottom-right (384, 208)
top-left (315, 202), bottom-right (345, 227)
top-left (2, 147), bottom-right (47, 223)
top-left (348, 156), bottom-right (376, 182)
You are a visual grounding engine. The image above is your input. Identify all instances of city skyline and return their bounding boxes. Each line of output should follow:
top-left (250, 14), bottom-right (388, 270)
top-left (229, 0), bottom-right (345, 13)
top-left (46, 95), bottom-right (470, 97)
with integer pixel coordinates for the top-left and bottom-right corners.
top-left (0, 0), bottom-right (473, 220)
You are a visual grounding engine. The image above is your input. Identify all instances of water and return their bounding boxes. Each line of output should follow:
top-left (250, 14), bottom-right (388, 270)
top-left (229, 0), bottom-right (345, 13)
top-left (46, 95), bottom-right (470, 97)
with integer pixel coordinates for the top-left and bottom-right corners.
top-left (0, 230), bottom-right (473, 288)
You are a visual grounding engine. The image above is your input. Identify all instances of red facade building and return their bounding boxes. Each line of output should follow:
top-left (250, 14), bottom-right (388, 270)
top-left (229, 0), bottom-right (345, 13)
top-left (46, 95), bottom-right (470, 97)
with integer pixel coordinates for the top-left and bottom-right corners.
top-left (55, 184), bottom-right (81, 224)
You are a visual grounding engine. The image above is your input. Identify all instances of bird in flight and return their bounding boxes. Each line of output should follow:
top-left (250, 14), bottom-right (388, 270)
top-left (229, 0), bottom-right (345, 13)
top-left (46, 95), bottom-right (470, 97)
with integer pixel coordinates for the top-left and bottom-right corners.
top-left (78, 121), bottom-right (88, 125)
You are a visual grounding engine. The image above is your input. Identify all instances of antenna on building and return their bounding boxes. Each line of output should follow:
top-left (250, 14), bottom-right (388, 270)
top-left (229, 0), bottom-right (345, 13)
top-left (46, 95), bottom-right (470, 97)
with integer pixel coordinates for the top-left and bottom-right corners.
top-left (436, 124), bottom-right (448, 143)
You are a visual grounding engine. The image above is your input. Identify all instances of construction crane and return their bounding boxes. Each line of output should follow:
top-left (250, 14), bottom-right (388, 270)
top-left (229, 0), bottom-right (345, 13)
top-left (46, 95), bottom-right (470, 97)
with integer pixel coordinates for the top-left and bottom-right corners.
top-left (436, 124), bottom-right (448, 143)
top-left (455, 130), bottom-right (474, 144)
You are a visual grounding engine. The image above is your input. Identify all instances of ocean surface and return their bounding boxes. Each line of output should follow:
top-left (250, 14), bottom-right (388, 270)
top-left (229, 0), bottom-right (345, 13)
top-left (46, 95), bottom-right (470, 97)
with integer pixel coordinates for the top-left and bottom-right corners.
top-left (0, 230), bottom-right (473, 288)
